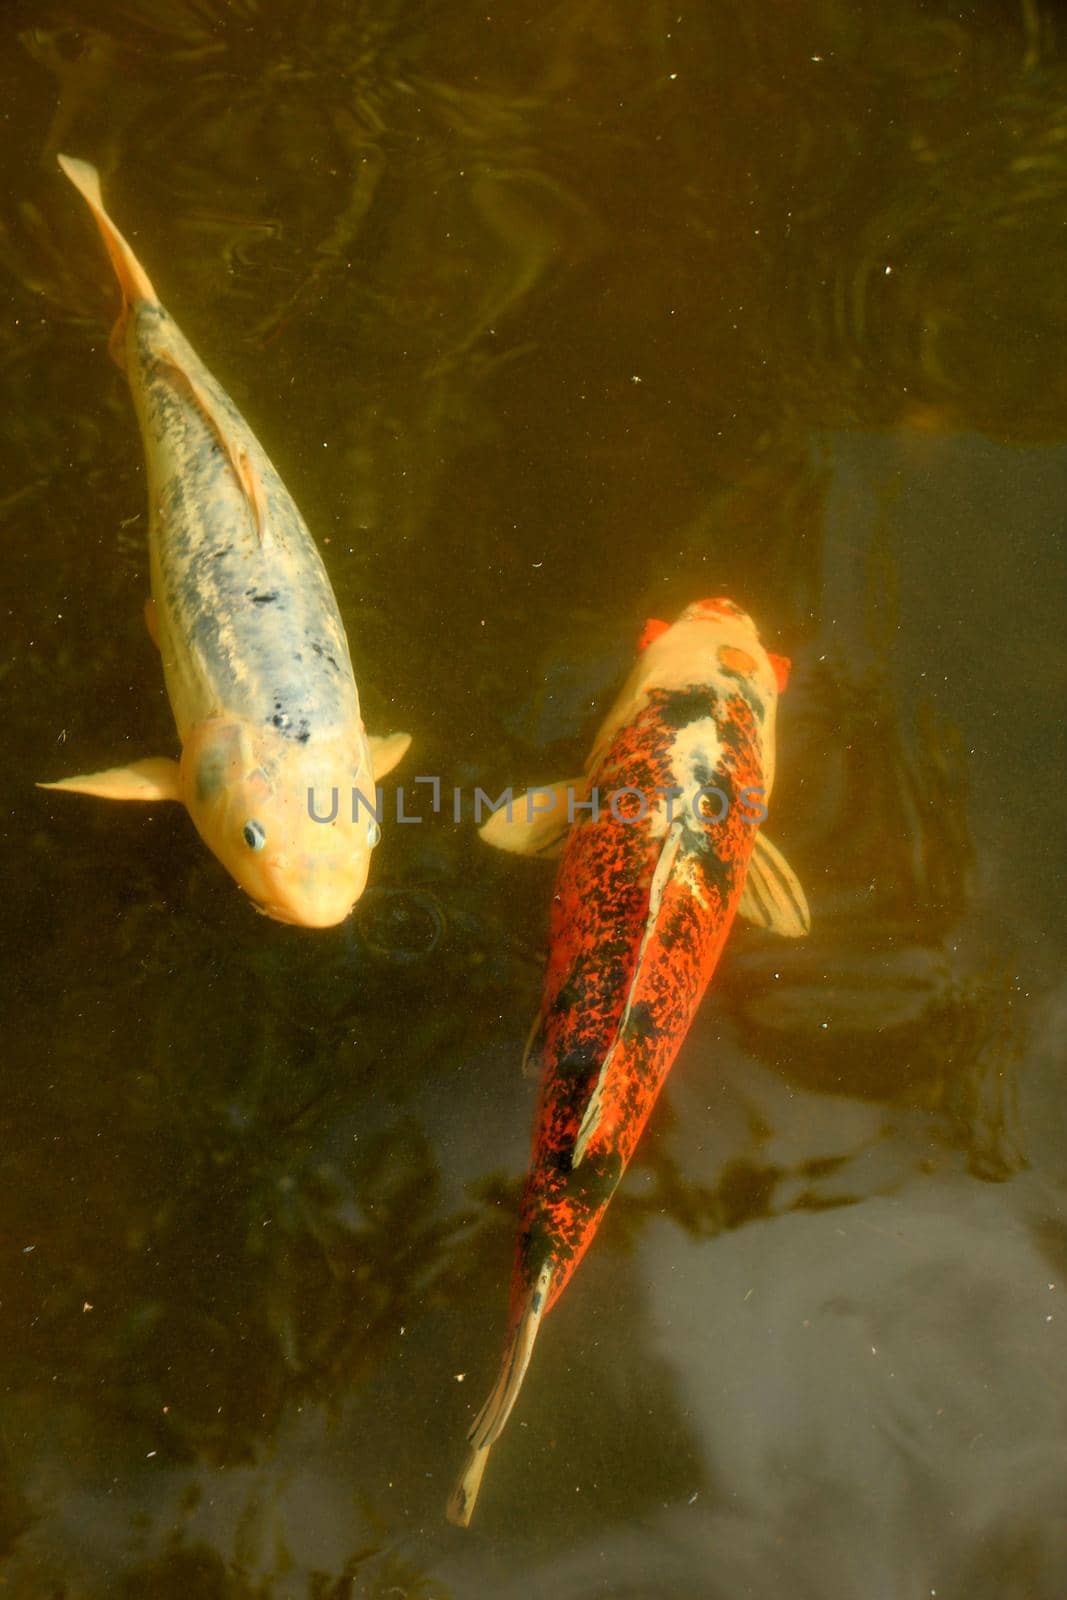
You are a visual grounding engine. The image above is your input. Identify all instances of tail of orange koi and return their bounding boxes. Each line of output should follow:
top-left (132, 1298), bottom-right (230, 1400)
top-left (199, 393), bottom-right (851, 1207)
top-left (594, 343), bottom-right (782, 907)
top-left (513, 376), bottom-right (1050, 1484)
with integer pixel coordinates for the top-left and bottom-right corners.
top-left (58, 155), bottom-right (158, 364)
top-left (446, 1260), bottom-right (554, 1527)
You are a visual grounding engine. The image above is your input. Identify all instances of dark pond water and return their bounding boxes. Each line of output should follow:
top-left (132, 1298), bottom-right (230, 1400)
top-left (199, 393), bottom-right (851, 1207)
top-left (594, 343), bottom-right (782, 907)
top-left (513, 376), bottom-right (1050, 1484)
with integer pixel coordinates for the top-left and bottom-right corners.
top-left (2, 2), bottom-right (1066, 1595)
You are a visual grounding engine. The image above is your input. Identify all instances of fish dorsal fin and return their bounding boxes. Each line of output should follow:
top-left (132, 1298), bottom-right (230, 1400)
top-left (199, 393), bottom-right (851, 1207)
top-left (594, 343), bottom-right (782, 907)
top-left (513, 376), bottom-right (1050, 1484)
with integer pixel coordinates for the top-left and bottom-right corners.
top-left (155, 354), bottom-right (273, 549)
top-left (237, 446), bottom-right (270, 547)
top-left (521, 1008), bottom-right (545, 1079)
top-left (38, 757), bottom-right (183, 803)
top-left (479, 778), bottom-right (585, 859)
top-left (571, 819), bottom-right (685, 1166)
top-left (446, 1259), bottom-right (554, 1527)
top-left (737, 830), bottom-right (811, 937)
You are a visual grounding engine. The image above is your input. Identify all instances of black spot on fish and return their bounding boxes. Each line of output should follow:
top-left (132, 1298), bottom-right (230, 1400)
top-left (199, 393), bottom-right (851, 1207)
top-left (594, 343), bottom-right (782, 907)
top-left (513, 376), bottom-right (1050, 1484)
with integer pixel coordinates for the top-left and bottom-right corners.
top-left (556, 1048), bottom-right (597, 1079)
top-left (690, 756), bottom-right (717, 792)
top-left (519, 1224), bottom-right (554, 1276)
top-left (266, 704), bottom-right (312, 743)
top-left (656, 688), bottom-right (715, 729)
top-left (309, 641), bottom-right (341, 673)
top-left (542, 1146), bottom-right (577, 1181)
top-left (626, 1000), bottom-right (659, 1041)
top-left (247, 590), bottom-right (279, 605)
top-left (551, 981), bottom-right (581, 1017)
top-left (563, 1147), bottom-right (622, 1199)
top-left (699, 847), bottom-right (733, 897)
top-left (719, 668), bottom-right (766, 723)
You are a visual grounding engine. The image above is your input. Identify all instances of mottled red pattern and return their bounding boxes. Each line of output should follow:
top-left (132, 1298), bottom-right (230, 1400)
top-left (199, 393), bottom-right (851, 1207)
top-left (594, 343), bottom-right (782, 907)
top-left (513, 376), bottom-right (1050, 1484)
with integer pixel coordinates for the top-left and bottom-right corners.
top-left (507, 682), bottom-right (763, 1325)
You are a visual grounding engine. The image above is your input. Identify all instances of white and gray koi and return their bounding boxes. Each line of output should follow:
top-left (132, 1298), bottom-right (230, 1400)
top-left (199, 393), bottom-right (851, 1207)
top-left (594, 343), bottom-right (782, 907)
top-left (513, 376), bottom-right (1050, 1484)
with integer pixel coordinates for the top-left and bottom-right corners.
top-left (40, 156), bottom-right (409, 926)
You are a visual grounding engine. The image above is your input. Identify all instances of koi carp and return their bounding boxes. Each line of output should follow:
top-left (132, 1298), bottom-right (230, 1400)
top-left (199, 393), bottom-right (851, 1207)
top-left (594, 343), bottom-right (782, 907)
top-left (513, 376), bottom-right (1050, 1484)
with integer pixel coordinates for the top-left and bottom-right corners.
top-left (447, 598), bottom-right (810, 1524)
top-left (40, 156), bottom-right (409, 926)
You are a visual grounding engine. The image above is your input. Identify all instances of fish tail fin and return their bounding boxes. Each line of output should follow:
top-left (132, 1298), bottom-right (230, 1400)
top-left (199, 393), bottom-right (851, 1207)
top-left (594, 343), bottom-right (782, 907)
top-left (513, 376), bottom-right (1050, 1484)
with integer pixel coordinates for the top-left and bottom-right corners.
top-left (446, 1440), bottom-right (491, 1530)
top-left (446, 1261), bottom-right (553, 1528)
top-left (58, 155), bottom-right (157, 355)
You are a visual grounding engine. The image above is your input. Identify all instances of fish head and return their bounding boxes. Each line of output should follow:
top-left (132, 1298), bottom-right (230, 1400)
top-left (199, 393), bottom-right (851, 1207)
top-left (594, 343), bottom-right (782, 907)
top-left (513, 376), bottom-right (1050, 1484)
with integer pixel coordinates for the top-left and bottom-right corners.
top-left (653, 599), bottom-right (787, 708)
top-left (598, 599), bottom-right (788, 795)
top-left (680, 599), bottom-right (791, 692)
top-left (180, 719), bottom-right (380, 927)
top-left (629, 599), bottom-right (787, 710)
top-left (676, 599), bottom-right (788, 793)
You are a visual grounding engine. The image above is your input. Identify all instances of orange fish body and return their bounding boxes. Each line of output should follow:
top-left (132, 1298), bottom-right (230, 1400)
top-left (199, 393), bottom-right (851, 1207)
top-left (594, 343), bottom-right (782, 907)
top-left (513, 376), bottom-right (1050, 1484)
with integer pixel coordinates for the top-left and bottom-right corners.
top-left (449, 598), bottom-right (809, 1524)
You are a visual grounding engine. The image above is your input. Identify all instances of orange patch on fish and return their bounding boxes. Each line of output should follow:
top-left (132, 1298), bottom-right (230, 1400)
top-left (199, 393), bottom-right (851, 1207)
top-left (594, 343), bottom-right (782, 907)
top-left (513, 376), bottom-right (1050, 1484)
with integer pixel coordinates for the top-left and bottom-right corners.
top-left (637, 617), bottom-right (670, 651)
top-left (717, 643), bottom-right (758, 676)
top-left (768, 652), bottom-right (791, 692)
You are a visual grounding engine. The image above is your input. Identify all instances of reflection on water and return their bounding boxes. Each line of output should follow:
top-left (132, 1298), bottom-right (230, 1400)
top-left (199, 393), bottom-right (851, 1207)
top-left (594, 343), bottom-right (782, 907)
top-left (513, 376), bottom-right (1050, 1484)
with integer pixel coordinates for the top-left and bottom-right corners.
top-left (2, 0), bottom-right (1065, 1594)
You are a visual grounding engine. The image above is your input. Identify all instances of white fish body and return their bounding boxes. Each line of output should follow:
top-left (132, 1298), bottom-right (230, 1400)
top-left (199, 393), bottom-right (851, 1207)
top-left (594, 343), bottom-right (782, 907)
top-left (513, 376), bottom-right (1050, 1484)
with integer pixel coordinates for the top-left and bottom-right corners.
top-left (41, 156), bottom-right (409, 925)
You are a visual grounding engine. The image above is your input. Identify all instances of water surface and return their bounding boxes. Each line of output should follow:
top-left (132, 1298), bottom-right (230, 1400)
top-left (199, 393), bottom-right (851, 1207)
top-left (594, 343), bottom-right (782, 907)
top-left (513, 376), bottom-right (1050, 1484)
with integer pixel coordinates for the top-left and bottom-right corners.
top-left (2, 2), bottom-right (1065, 1595)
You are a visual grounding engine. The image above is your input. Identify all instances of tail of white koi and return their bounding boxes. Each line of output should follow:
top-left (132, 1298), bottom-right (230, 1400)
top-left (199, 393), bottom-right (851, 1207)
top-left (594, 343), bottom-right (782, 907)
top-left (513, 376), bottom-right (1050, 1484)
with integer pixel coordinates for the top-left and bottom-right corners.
top-left (447, 1260), bottom-right (554, 1527)
top-left (58, 155), bottom-right (157, 356)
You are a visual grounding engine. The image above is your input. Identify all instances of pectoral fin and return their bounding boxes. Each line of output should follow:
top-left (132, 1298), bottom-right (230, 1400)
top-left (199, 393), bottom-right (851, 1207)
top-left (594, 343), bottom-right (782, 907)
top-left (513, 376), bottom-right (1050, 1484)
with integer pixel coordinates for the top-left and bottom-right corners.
top-left (572, 820), bottom-right (685, 1166)
top-left (638, 617), bottom-right (670, 651)
top-left (479, 778), bottom-right (585, 858)
top-left (369, 731), bottom-right (411, 781)
top-left (39, 757), bottom-right (183, 802)
top-left (737, 831), bottom-right (810, 937)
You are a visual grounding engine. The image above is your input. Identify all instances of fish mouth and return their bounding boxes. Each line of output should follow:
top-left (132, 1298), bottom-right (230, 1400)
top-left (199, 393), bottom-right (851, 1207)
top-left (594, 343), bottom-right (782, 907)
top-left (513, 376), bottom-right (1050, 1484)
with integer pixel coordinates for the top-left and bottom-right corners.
top-left (255, 899), bottom-right (299, 925)
top-left (691, 597), bottom-right (746, 620)
top-left (252, 895), bottom-right (354, 929)
top-left (248, 896), bottom-right (293, 923)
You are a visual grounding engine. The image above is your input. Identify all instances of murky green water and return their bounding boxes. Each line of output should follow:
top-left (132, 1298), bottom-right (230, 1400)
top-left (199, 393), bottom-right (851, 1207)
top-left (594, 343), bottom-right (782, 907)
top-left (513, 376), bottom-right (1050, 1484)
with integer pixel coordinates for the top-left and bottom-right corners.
top-left (2, 2), bottom-right (1066, 1595)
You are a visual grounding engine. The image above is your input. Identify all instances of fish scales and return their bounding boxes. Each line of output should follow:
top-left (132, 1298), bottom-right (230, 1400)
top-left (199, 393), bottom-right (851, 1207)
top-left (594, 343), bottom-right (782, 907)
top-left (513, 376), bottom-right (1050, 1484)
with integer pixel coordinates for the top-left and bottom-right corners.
top-left (516, 684), bottom-right (762, 1318)
top-left (128, 303), bottom-right (359, 744)
top-left (41, 155), bottom-right (410, 923)
top-left (450, 598), bottom-right (809, 1524)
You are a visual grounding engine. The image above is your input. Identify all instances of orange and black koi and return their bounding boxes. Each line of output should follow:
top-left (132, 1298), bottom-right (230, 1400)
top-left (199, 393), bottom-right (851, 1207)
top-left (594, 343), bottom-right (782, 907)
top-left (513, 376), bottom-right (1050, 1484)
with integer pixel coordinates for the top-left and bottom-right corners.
top-left (448, 598), bottom-right (809, 1524)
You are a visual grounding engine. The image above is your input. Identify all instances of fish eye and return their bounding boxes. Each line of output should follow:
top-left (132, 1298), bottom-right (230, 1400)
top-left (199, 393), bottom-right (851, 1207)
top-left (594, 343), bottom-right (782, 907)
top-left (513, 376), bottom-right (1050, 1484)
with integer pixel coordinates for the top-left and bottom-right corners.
top-left (243, 819), bottom-right (267, 851)
top-left (366, 820), bottom-right (381, 848)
